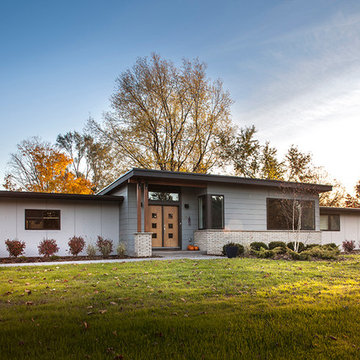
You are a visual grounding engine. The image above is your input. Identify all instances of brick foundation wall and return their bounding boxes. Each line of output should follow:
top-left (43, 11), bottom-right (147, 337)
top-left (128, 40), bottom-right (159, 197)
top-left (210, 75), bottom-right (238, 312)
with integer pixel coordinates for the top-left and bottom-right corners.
top-left (133, 233), bottom-right (152, 257)
top-left (194, 230), bottom-right (322, 255)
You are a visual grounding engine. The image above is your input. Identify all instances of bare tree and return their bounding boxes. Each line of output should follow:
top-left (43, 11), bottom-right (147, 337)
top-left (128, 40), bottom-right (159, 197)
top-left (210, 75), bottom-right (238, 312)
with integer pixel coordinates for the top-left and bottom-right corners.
top-left (92, 53), bottom-right (234, 173)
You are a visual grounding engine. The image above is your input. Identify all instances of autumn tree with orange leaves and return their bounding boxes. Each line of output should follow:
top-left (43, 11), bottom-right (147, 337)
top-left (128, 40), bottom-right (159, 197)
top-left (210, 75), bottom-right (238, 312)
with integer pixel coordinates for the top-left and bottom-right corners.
top-left (3, 137), bottom-right (93, 194)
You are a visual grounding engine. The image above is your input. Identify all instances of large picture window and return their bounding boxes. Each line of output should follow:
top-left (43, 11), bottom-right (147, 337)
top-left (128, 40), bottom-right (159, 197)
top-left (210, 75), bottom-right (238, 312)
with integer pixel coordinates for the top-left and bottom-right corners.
top-left (320, 214), bottom-right (340, 231)
top-left (198, 195), bottom-right (224, 229)
top-left (25, 209), bottom-right (61, 230)
top-left (267, 198), bottom-right (315, 231)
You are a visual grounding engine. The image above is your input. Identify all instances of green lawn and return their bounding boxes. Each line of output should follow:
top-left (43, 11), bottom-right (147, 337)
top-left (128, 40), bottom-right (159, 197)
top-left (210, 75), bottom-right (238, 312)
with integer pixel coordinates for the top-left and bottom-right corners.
top-left (1, 257), bottom-right (360, 359)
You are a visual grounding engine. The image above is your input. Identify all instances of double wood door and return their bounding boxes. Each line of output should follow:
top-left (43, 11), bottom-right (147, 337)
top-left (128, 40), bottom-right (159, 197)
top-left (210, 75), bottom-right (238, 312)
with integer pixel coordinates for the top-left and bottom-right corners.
top-left (147, 205), bottom-right (179, 248)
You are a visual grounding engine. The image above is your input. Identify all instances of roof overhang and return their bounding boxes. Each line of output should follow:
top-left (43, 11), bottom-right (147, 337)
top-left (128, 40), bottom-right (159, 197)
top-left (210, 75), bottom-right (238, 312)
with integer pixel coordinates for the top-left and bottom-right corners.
top-left (98, 168), bottom-right (332, 195)
top-left (320, 206), bottom-right (360, 215)
top-left (0, 191), bottom-right (123, 203)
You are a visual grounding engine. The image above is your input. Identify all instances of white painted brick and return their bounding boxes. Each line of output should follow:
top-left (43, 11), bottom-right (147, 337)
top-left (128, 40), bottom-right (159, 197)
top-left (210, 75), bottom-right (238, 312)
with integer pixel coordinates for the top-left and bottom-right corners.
top-left (133, 232), bottom-right (152, 257)
top-left (194, 230), bottom-right (322, 255)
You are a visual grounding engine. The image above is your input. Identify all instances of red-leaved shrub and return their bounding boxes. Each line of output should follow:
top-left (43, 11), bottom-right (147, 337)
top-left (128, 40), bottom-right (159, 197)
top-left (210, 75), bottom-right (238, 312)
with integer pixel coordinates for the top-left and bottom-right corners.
top-left (5, 239), bottom-right (26, 257)
top-left (96, 236), bottom-right (113, 258)
top-left (68, 236), bottom-right (85, 256)
top-left (342, 240), bottom-right (355, 253)
top-left (38, 239), bottom-right (59, 257)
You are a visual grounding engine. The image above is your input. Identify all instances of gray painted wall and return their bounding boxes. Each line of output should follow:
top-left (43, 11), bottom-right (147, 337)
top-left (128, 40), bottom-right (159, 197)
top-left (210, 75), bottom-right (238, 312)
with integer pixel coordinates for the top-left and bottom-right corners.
top-left (206, 184), bottom-right (320, 231)
top-left (0, 199), bottom-right (120, 257)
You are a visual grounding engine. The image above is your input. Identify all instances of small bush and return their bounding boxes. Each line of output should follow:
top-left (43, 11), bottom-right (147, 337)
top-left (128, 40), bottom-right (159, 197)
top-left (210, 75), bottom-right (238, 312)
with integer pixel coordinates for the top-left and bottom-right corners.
top-left (38, 239), bottom-right (59, 257)
top-left (250, 242), bottom-right (268, 251)
top-left (322, 243), bottom-right (339, 250)
top-left (287, 248), bottom-right (301, 260)
top-left (300, 246), bottom-right (340, 260)
top-left (68, 236), bottom-right (85, 256)
top-left (117, 242), bottom-right (126, 258)
top-left (343, 240), bottom-right (355, 253)
top-left (86, 244), bottom-right (96, 257)
top-left (222, 243), bottom-right (245, 257)
top-left (96, 236), bottom-right (113, 258)
top-left (287, 242), bottom-right (306, 252)
top-left (252, 247), bottom-right (275, 258)
top-left (268, 241), bottom-right (287, 250)
top-left (304, 244), bottom-right (320, 250)
top-left (5, 239), bottom-right (26, 257)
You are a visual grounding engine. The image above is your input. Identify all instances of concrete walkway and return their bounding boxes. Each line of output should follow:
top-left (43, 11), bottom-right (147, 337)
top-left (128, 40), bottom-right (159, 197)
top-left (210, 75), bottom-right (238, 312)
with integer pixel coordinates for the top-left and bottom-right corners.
top-left (0, 251), bottom-right (220, 267)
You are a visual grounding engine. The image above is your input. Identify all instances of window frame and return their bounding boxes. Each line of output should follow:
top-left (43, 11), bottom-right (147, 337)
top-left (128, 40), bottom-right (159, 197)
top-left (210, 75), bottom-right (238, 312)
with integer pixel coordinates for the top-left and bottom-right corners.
top-left (320, 214), bottom-right (340, 231)
top-left (198, 194), bottom-right (224, 230)
top-left (25, 209), bottom-right (61, 230)
top-left (266, 198), bottom-right (316, 231)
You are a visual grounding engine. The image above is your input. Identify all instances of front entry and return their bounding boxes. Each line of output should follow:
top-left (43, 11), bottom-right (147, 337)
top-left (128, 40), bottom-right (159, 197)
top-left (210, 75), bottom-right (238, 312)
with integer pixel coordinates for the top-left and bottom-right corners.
top-left (147, 205), bottom-right (179, 248)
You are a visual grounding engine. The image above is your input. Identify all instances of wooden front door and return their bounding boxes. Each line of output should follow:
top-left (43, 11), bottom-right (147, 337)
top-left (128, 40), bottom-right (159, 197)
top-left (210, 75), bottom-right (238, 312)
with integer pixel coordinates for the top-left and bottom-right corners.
top-left (147, 205), bottom-right (179, 248)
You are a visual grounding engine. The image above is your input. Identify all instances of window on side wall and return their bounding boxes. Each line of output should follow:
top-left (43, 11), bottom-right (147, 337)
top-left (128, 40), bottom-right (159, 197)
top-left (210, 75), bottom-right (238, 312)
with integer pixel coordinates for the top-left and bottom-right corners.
top-left (320, 214), bottom-right (340, 231)
top-left (25, 209), bottom-right (61, 230)
top-left (198, 195), bottom-right (224, 229)
top-left (267, 198), bottom-right (315, 231)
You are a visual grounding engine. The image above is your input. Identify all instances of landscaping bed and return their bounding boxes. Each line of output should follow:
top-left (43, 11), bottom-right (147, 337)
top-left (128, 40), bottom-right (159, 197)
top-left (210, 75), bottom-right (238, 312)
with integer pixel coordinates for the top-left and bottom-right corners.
top-left (0, 254), bottom-right (134, 264)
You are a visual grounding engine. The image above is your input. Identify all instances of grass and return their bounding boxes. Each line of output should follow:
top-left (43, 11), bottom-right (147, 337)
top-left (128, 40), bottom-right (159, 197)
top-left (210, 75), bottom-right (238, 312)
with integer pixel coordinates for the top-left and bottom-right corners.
top-left (1, 256), bottom-right (360, 359)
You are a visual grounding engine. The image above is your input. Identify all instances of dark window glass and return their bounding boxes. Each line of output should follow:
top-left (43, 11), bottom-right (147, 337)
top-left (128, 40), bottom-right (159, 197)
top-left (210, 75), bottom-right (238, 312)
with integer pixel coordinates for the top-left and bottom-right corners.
top-left (168, 233), bottom-right (173, 238)
top-left (152, 213), bottom-right (157, 218)
top-left (168, 213), bottom-right (173, 219)
top-left (25, 209), bottom-right (60, 230)
top-left (267, 199), bottom-right (315, 231)
top-left (152, 223), bottom-right (157, 229)
top-left (168, 223), bottom-right (173, 229)
top-left (149, 191), bottom-right (179, 202)
top-left (211, 195), bottom-right (224, 229)
top-left (321, 214), bottom-right (340, 231)
top-left (152, 233), bottom-right (157, 239)
top-left (329, 215), bottom-right (340, 231)
top-left (198, 195), bottom-right (224, 229)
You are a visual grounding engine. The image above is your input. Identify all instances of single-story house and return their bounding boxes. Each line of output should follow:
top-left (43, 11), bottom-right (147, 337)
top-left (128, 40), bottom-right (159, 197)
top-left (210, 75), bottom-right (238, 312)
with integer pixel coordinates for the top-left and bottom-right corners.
top-left (0, 168), bottom-right (357, 257)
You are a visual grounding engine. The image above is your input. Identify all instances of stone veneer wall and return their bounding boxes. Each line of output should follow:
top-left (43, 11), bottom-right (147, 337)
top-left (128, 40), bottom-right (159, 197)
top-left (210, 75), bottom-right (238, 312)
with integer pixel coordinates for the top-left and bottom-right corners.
top-left (133, 233), bottom-right (152, 257)
top-left (194, 230), bottom-right (322, 255)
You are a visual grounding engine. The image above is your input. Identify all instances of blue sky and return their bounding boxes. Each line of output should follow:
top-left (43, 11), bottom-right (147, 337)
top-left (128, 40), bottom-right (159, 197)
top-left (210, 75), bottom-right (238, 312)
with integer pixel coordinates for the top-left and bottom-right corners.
top-left (1, 0), bottom-right (360, 191)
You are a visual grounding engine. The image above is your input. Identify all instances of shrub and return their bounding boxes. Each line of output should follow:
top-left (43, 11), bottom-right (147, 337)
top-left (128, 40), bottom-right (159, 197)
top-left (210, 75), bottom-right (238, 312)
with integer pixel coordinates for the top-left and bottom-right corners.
top-left (287, 242), bottom-right (306, 252)
top-left (117, 242), bottom-right (126, 258)
top-left (250, 242), bottom-right (268, 251)
top-left (252, 247), bottom-right (275, 259)
top-left (86, 244), bottom-right (96, 257)
top-left (38, 239), bottom-right (59, 257)
top-left (287, 248), bottom-right (301, 260)
top-left (300, 245), bottom-right (340, 260)
top-left (322, 243), bottom-right (339, 250)
top-left (96, 236), bottom-right (113, 258)
top-left (68, 236), bottom-right (85, 256)
top-left (268, 241), bottom-right (287, 250)
top-left (222, 243), bottom-right (245, 256)
top-left (5, 239), bottom-right (26, 257)
top-left (343, 240), bottom-right (355, 253)
top-left (304, 244), bottom-right (320, 250)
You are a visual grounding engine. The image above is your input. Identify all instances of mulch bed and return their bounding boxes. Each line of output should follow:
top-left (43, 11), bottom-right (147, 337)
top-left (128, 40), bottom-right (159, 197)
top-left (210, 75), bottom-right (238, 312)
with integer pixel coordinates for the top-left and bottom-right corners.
top-left (0, 255), bottom-right (136, 264)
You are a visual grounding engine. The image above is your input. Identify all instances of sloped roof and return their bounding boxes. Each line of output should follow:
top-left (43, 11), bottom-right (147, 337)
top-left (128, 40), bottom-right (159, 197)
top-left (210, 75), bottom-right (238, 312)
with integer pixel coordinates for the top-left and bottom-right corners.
top-left (98, 168), bottom-right (332, 195)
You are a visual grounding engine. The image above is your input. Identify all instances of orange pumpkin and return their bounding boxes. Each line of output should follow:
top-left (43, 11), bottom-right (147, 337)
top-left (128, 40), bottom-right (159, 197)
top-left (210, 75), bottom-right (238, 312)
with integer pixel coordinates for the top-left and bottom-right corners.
top-left (194, 246), bottom-right (199, 251)
top-left (187, 245), bottom-right (194, 251)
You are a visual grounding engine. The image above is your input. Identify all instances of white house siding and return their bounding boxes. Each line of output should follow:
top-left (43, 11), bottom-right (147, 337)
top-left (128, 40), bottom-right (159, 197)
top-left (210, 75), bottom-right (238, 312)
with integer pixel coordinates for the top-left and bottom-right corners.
top-left (0, 199), bottom-right (120, 257)
top-left (206, 184), bottom-right (320, 231)
top-left (321, 214), bottom-right (360, 248)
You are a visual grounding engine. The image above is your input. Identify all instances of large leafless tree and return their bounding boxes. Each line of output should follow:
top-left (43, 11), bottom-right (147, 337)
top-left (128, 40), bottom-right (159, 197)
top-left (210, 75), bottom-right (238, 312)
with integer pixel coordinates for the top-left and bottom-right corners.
top-left (92, 53), bottom-right (234, 173)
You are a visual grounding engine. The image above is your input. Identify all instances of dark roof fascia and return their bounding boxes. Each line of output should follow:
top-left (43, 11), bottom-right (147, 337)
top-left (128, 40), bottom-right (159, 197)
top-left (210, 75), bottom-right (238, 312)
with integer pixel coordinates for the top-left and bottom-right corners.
top-left (0, 191), bottom-right (123, 203)
top-left (98, 168), bottom-right (332, 195)
top-left (320, 206), bottom-right (360, 215)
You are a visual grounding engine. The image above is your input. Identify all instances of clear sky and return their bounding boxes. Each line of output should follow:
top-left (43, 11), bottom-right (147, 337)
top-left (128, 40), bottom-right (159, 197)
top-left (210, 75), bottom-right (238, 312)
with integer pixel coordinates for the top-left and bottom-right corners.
top-left (1, 0), bottom-right (359, 192)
